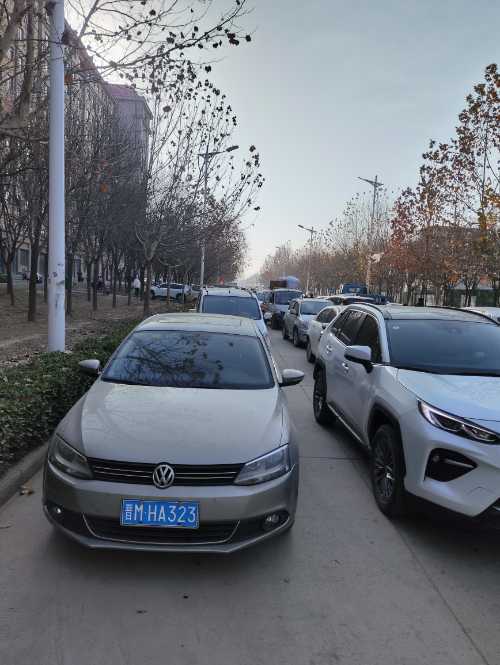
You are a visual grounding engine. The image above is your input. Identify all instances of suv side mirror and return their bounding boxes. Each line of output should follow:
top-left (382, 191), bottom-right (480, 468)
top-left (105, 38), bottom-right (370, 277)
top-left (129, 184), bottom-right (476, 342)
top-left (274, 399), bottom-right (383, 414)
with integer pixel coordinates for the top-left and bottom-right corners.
top-left (344, 346), bottom-right (373, 373)
top-left (279, 369), bottom-right (304, 387)
top-left (78, 359), bottom-right (101, 377)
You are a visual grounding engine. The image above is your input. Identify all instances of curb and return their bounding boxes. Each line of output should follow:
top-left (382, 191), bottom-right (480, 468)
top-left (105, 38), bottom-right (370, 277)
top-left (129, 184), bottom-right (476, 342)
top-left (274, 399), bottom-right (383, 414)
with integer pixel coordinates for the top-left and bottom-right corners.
top-left (0, 444), bottom-right (47, 508)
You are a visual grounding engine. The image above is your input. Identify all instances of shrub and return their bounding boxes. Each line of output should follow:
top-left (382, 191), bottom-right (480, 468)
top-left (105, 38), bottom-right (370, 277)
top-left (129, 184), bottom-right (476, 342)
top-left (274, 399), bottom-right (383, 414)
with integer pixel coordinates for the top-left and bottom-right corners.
top-left (0, 320), bottom-right (139, 473)
top-left (0, 273), bottom-right (7, 284)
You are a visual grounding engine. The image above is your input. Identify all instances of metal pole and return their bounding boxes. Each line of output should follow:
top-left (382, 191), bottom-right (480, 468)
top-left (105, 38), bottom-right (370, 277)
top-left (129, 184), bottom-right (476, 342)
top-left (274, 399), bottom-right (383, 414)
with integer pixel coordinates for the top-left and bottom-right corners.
top-left (366, 175), bottom-right (378, 293)
top-left (200, 152), bottom-right (208, 288)
top-left (306, 227), bottom-right (314, 294)
top-left (48, 0), bottom-right (65, 351)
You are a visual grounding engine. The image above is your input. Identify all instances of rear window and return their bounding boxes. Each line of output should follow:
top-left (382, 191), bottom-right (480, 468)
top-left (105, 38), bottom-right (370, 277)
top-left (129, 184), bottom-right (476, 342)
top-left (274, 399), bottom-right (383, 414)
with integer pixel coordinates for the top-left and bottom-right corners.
top-left (102, 331), bottom-right (274, 389)
top-left (300, 300), bottom-right (331, 315)
top-left (274, 290), bottom-right (302, 305)
top-left (201, 295), bottom-right (261, 320)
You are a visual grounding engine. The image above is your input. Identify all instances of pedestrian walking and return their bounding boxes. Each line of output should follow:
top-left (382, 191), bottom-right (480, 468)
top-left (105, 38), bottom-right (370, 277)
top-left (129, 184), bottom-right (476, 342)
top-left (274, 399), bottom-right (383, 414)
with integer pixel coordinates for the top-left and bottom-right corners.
top-left (133, 276), bottom-right (141, 299)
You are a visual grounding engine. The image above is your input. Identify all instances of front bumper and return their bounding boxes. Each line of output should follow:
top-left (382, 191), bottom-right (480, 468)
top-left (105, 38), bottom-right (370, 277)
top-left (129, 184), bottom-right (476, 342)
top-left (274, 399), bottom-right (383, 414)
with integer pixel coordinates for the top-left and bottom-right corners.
top-left (402, 415), bottom-right (500, 517)
top-left (43, 461), bottom-right (298, 553)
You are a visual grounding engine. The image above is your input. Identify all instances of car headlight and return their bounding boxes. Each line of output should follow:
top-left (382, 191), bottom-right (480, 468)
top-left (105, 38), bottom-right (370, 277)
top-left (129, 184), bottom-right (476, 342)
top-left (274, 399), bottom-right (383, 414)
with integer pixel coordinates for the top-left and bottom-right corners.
top-left (234, 445), bottom-right (291, 485)
top-left (49, 434), bottom-right (93, 478)
top-left (418, 401), bottom-right (500, 444)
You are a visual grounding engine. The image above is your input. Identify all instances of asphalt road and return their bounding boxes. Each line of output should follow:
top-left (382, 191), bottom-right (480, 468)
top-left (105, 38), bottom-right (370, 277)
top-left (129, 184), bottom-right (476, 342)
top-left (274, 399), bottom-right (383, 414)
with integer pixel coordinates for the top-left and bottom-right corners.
top-left (1, 328), bottom-right (500, 665)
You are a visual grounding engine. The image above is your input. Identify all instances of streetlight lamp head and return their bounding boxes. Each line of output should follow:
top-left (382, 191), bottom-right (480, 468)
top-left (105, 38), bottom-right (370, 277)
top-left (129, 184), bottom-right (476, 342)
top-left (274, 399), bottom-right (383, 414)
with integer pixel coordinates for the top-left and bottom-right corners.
top-left (226, 145), bottom-right (239, 153)
top-left (298, 224), bottom-right (304, 229)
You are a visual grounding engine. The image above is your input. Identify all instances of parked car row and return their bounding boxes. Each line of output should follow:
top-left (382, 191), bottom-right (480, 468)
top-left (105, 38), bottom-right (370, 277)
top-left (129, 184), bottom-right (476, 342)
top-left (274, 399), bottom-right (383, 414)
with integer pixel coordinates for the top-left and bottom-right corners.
top-left (150, 282), bottom-right (200, 302)
top-left (281, 297), bottom-right (500, 524)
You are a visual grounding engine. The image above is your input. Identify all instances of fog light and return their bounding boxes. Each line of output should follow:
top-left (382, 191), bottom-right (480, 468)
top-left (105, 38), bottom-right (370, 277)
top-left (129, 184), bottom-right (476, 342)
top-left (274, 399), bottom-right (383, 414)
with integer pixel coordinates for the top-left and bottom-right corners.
top-left (262, 512), bottom-right (285, 532)
top-left (51, 505), bottom-right (63, 516)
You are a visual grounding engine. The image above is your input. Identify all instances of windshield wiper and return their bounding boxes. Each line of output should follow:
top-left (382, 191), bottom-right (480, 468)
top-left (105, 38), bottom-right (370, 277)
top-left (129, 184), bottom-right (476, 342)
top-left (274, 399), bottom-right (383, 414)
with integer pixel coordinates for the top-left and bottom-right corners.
top-left (100, 377), bottom-right (151, 386)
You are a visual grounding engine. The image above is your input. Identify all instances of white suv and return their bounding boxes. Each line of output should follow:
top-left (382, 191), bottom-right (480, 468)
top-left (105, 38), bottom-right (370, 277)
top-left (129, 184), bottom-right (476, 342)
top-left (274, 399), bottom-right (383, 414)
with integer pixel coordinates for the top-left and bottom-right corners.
top-left (151, 283), bottom-right (191, 302)
top-left (197, 287), bottom-right (269, 344)
top-left (314, 304), bottom-right (500, 524)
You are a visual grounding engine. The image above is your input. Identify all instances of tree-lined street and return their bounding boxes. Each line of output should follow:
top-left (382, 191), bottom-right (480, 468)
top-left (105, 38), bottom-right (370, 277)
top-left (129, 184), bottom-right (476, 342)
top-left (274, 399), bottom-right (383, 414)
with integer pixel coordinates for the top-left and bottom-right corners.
top-left (1, 329), bottom-right (500, 665)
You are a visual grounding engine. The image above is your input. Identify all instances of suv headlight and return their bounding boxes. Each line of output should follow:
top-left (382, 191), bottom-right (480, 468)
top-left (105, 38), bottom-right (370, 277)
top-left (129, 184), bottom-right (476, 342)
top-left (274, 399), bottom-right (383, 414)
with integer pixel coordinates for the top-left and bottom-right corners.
top-left (235, 445), bottom-right (291, 485)
top-left (49, 435), bottom-right (93, 478)
top-left (419, 401), bottom-right (500, 444)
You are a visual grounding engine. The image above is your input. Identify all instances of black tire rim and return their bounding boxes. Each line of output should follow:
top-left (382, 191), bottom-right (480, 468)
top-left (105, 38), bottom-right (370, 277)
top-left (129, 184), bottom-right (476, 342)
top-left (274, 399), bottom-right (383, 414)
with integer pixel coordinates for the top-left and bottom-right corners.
top-left (373, 437), bottom-right (396, 502)
top-left (313, 376), bottom-right (324, 415)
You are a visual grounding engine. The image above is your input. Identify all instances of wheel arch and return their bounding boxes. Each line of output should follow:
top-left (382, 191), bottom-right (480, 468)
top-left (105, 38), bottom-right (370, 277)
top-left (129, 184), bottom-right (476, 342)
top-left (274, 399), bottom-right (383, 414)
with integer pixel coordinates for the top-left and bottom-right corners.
top-left (368, 404), bottom-right (403, 451)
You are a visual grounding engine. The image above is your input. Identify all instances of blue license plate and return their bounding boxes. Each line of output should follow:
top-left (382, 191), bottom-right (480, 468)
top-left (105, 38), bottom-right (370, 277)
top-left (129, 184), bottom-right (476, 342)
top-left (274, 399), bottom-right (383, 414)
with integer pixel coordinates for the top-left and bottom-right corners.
top-left (120, 500), bottom-right (199, 529)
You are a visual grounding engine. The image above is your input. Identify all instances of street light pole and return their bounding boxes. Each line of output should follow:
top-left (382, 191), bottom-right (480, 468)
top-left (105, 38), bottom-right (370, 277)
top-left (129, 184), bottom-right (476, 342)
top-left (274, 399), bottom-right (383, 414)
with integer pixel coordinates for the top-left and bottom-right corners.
top-left (47, 0), bottom-right (65, 351)
top-left (298, 224), bottom-right (317, 294)
top-left (198, 145), bottom-right (238, 288)
top-left (358, 175), bottom-right (383, 293)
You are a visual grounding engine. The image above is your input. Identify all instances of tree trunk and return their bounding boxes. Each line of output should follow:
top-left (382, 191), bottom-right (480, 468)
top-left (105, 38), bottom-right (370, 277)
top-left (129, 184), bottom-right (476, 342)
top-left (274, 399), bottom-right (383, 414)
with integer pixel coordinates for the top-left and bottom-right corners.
top-left (112, 263), bottom-right (118, 308)
top-left (66, 253), bottom-right (74, 316)
top-left (43, 252), bottom-right (48, 303)
top-left (86, 261), bottom-right (92, 302)
top-left (127, 268), bottom-right (132, 306)
top-left (92, 260), bottom-right (99, 311)
top-left (28, 234), bottom-right (41, 321)
top-left (143, 260), bottom-right (152, 317)
top-left (6, 260), bottom-right (15, 306)
top-left (139, 265), bottom-right (145, 301)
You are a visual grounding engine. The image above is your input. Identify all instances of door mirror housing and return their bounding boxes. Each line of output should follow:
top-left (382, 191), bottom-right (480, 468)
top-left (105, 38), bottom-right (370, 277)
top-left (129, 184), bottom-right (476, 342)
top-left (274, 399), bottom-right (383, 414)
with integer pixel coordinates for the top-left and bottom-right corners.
top-left (279, 368), bottom-right (304, 387)
top-left (344, 346), bottom-right (373, 373)
top-left (78, 359), bottom-right (101, 377)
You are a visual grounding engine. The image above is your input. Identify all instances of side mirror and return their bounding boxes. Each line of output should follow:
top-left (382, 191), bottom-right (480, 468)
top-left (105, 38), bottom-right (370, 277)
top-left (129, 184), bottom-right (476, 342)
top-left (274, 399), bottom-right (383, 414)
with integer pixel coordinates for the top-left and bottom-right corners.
top-left (279, 368), bottom-right (304, 387)
top-left (78, 359), bottom-right (101, 377)
top-left (344, 346), bottom-right (373, 373)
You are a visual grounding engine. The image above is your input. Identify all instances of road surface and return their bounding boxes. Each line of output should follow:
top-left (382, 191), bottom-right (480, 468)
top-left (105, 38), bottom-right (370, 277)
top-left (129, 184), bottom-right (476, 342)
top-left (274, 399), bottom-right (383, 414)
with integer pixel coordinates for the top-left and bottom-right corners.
top-left (1, 329), bottom-right (499, 665)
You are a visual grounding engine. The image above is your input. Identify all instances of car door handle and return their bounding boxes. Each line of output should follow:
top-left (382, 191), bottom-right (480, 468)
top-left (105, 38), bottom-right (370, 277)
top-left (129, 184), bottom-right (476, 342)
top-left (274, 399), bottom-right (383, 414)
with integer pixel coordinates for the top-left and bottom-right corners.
top-left (342, 362), bottom-right (349, 372)
top-left (325, 344), bottom-right (333, 353)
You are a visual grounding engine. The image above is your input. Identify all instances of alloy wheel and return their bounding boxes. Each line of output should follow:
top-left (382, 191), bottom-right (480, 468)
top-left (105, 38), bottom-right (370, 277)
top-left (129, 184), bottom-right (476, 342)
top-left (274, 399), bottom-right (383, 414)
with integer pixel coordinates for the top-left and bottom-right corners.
top-left (373, 436), bottom-right (396, 502)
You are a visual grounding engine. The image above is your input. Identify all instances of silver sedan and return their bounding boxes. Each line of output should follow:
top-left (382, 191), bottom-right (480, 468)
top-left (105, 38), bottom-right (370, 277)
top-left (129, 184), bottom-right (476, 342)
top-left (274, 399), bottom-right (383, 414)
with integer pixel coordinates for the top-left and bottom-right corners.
top-left (306, 305), bottom-right (342, 363)
top-left (43, 314), bottom-right (304, 553)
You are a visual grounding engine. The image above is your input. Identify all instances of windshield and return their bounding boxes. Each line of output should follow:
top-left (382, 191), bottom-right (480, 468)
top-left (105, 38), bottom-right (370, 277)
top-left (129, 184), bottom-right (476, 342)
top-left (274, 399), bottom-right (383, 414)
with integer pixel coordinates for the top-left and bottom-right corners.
top-left (300, 300), bottom-right (331, 315)
top-left (387, 320), bottom-right (500, 375)
top-left (275, 290), bottom-right (302, 305)
top-left (102, 331), bottom-right (274, 389)
top-left (256, 291), bottom-right (271, 303)
top-left (201, 295), bottom-right (261, 320)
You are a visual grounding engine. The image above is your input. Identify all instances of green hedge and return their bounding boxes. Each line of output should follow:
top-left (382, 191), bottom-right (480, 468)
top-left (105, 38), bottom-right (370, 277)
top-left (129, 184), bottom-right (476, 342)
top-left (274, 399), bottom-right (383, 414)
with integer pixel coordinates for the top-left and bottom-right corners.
top-left (0, 320), bottom-right (139, 473)
top-left (0, 273), bottom-right (7, 283)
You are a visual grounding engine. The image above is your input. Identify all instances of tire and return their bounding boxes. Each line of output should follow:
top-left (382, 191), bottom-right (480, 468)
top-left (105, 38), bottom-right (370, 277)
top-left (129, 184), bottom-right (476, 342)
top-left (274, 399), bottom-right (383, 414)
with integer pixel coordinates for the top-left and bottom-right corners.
top-left (150, 291), bottom-right (156, 299)
top-left (271, 315), bottom-right (280, 330)
top-left (306, 340), bottom-right (315, 363)
top-left (313, 369), bottom-right (335, 426)
top-left (282, 323), bottom-right (288, 340)
top-left (292, 328), bottom-right (301, 347)
top-left (176, 293), bottom-right (183, 303)
top-left (371, 424), bottom-right (407, 518)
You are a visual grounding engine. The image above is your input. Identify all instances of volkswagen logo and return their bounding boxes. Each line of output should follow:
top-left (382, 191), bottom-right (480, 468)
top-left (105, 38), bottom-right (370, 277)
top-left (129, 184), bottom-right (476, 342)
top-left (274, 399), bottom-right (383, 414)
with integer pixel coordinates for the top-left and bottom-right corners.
top-left (152, 464), bottom-right (175, 489)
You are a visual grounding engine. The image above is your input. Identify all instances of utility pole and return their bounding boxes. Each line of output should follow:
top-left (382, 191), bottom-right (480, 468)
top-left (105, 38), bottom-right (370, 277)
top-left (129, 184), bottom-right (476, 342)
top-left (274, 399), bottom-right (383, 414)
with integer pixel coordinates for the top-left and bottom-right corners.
top-left (47, 0), bottom-right (66, 351)
top-left (198, 145), bottom-right (238, 288)
top-left (358, 175), bottom-right (383, 293)
top-left (298, 224), bottom-right (317, 294)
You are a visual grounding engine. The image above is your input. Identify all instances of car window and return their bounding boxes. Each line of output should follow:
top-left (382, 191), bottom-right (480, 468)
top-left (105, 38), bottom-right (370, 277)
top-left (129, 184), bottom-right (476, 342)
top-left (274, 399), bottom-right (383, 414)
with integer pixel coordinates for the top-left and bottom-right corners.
top-left (201, 295), bottom-right (261, 320)
top-left (386, 320), bottom-right (500, 374)
top-left (274, 290), bottom-right (302, 305)
top-left (337, 310), bottom-right (365, 345)
top-left (332, 311), bottom-right (350, 337)
top-left (102, 331), bottom-right (274, 389)
top-left (317, 308), bottom-right (337, 324)
top-left (292, 301), bottom-right (299, 314)
top-left (300, 300), bottom-right (331, 315)
top-left (329, 296), bottom-right (343, 305)
top-left (355, 314), bottom-right (382, 363)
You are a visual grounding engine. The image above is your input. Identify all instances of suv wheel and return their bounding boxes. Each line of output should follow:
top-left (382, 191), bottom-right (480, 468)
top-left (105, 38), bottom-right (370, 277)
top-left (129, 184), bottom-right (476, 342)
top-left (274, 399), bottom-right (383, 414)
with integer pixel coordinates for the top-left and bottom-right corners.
top-left (282, 323), bottom-right (288, 340)
top-left (176, 293), bottom-right (183, 303)
top-left (271, 315), bottom-right (280, 330)
top-left (306, 340), bottom-right (314, 363)
top-left (371, 425), bottom-right (407, 517)
top-left (292, 328), bottom-right (301, 347)
top-left (150, 290), bottom-right (156, 299)
top-left (313, 370), bottom-right (335, 426)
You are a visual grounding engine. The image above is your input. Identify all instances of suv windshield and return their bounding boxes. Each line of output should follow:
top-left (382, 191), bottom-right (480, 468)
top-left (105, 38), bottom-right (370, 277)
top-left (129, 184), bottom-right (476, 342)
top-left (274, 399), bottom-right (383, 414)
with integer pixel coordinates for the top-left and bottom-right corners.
top-left (300, 300), bottom-right (331, 315)
top-left (387, 320), bottom-right (500, 375)
top-left (275, 290), bottom-right (302, 305)
top-left (102, 331), bottom-right (274, 389)
top-left (201, 295), bottom-right (261, 319)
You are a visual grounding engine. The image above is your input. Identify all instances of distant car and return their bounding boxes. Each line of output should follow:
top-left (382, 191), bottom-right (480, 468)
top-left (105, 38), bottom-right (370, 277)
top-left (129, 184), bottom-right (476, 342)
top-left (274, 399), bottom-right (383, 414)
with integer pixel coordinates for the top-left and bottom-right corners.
top-left (197, 287), bottom-right (270, 345)
top-left (464, 307), bottom-right (500, 324)
top-left (267, 288), bottom-right (303, 329)
top-left (256, 290), bottom-right (273, 321)
top-left (306, 305), bottom-right (342, 363)
top-left (151, 283), bottom-right (191, 301)
top-left (314, 304), bottom-right (500, 522)
top-left (282, 298), bottom-right (332, 347)
top-left (43, 313), bottom-right (304, 552)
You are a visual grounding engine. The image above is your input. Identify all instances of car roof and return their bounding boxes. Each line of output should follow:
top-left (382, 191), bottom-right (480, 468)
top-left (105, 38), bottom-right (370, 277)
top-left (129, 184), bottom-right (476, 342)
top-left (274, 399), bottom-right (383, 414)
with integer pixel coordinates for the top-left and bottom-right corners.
top-left (348, 304), bottom-right (499, 323)
top-left (295, 297), bottom-right (332, 304)
top-left (202, 287), bottom-right (254, 298)
top-left (136, 313), bottom-right (259, 335)
top-left (272, 287), bottom-right (303, 292)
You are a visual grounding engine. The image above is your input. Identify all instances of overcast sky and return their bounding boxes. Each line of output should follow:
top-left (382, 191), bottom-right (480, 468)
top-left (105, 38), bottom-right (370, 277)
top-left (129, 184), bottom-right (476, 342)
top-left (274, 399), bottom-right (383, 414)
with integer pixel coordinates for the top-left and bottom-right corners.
top-left (212, 0), bottom-right (499, 277)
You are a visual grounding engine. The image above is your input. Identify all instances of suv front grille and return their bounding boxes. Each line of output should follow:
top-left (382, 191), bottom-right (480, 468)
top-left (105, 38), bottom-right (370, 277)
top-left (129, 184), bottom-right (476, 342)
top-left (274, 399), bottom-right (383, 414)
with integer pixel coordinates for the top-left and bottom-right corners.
top-left (87, 458), bottom-right (243, 486)
top-left (85, 516), bottom-right (237, 545)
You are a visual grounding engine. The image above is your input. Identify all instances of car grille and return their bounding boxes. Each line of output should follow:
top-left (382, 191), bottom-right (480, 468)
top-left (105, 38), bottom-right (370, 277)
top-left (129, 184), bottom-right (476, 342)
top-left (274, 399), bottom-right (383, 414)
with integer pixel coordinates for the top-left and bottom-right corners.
top-left (85, 516), bottom-right (237, 545)
top-left (87, 458), bottom-right (243, 486)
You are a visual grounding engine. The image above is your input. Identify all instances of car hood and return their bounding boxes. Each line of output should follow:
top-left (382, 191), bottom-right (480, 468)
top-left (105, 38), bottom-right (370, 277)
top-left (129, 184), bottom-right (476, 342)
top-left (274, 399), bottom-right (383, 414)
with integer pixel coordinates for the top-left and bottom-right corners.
top-left (58, 380), bottom-right (286, 465)
top-left (397, 370), bottom-right (500, 422)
